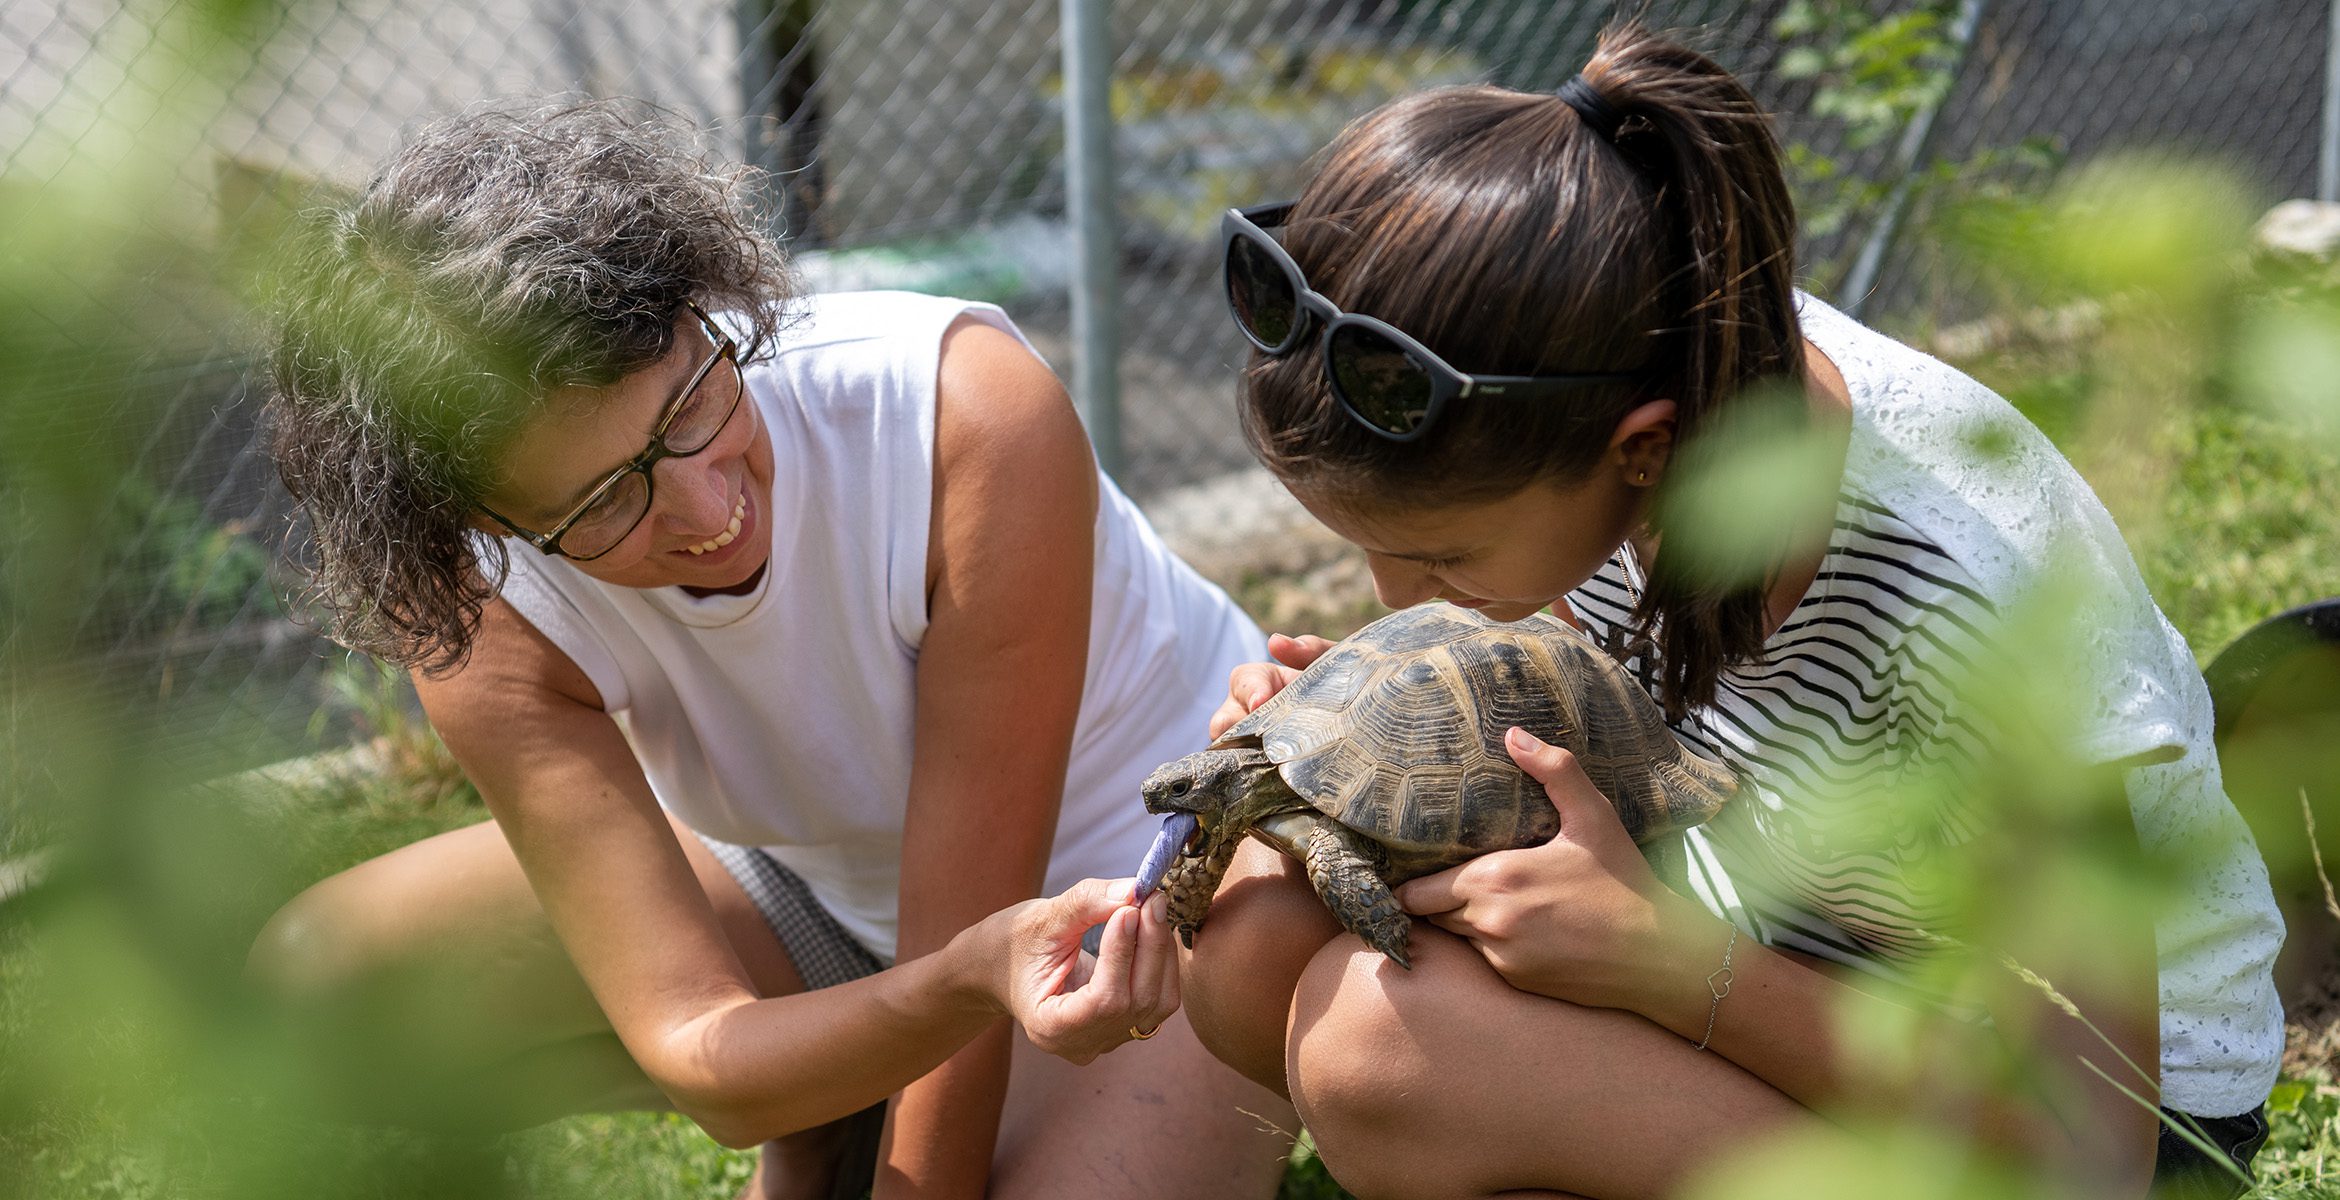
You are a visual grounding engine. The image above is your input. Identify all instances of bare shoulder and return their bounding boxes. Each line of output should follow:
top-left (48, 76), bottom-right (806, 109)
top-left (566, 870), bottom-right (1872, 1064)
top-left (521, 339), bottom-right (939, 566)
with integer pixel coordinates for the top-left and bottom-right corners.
top-left (922, 313), bottom-right (1098, 627)
top-left (932, 314), bottom-right (1097, 497)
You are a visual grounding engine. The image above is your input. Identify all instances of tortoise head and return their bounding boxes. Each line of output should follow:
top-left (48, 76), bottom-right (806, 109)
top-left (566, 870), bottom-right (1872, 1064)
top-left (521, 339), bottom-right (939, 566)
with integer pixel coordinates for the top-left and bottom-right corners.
top-left (1141, 746), bottom-right (1280, 831)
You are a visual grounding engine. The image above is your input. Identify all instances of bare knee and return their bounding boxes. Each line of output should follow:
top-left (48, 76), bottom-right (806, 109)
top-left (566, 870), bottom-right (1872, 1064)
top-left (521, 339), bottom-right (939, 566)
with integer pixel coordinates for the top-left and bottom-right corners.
top-left (246, 873), bottom-right (385, 1013)
top-left (1180, 841), bottom-right (1340, 1094)
top-left (246, 819), bottom-right (561, 1032)
top-left (241, 837), bottom-right (606, 1130)
top-left (242, 871), bottom-right (451, 1125)
top-left (1284, 941), bottom-right (1458, 1199)
top-left (1291, 933), bottom-right (1786, 1200)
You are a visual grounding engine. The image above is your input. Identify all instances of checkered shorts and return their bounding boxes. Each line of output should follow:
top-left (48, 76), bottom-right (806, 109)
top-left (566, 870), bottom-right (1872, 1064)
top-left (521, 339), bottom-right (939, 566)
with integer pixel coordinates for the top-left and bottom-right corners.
top-left (698, 836), bottom-right (886, 990)
top-left (696, 835), bottom-right (887, 1200)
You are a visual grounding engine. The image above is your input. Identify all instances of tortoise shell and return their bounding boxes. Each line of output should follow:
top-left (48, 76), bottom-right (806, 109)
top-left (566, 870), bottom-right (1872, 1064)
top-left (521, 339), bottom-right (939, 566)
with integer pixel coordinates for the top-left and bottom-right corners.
top-left (1220, 604), bottom-right (1734, 874)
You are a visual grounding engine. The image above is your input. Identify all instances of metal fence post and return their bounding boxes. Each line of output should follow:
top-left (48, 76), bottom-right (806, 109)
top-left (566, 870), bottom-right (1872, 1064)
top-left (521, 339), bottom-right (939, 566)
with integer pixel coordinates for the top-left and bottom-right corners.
top-left (737, 0), bottom-right (824, 246)
top-left (1840, 0), bottom-right (1993, 319)
top-left (1061, 0), bottom-right (1123, 478)
top-left (2323, 0), bottom-right (2340, 201)
top-left (738, 0), bottom-right (781, 190)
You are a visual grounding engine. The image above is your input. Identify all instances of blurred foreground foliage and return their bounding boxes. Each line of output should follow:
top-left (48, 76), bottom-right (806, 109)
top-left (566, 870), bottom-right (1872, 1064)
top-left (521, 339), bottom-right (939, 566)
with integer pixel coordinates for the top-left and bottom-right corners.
top-left (3, 5), bottom-right (2340, 1199)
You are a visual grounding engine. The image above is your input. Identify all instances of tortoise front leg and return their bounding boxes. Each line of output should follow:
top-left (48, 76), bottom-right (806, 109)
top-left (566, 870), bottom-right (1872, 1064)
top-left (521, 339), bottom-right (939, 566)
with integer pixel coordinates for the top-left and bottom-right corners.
top-left (1163, 829), bottom-right (1244, 948)
top-left (1254, 812), bottom-right (1414, 968)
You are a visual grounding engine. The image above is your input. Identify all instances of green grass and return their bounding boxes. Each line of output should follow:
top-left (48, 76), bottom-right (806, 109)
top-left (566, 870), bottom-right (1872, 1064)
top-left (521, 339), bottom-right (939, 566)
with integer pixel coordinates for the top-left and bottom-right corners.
top-left (2259, 1072), bottom-right (2340, 1198)
top-left (1959, 332), bottom-right (2340, 658)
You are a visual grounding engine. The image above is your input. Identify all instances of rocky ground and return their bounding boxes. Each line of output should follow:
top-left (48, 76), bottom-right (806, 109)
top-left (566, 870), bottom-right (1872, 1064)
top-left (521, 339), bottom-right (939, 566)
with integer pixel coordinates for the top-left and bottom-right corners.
top-left (1143, 467), bottom-right (1390, 637)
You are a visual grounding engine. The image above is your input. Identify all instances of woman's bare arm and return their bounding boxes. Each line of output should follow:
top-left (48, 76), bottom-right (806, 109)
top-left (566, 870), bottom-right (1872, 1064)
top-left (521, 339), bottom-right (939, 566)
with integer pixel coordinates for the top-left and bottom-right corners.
top-left (415, 599), bottom-right (1148, 1150)
top-left (877, 317), bottom-right (1102, 1198)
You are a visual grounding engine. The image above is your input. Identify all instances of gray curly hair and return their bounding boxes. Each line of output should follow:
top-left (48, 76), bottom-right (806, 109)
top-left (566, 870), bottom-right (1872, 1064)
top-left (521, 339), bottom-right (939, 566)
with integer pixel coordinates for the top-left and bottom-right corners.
top-left (266, 97), bottom-right (796, 674)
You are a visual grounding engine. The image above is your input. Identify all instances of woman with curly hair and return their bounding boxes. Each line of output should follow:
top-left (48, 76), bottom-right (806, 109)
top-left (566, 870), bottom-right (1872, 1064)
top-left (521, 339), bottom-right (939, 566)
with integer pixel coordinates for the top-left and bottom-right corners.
top-left (247, 100), bottom-right (1289, 1199)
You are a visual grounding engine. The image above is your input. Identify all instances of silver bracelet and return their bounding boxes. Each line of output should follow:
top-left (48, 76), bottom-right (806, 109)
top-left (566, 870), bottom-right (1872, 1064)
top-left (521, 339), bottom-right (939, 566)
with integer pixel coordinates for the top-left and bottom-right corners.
top-left (1693, 926), bottom-right (1739, 1052)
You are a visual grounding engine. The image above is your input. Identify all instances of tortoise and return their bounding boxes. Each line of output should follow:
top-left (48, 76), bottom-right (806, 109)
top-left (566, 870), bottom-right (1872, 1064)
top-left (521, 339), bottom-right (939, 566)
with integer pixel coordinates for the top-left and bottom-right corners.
top-left (1134, 603), bottom-right (1736, 967)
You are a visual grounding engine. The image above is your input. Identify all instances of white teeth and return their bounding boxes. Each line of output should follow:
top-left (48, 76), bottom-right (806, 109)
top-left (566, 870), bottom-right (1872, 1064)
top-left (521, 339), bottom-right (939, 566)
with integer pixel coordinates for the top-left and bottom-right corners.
top-left (686, 492), bottom-right (749, 556)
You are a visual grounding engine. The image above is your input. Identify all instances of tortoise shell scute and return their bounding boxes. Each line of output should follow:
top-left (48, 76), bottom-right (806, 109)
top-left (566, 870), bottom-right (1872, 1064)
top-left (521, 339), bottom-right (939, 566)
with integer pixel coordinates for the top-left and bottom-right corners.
top-left (1224, 604), bottom-right (1733, 863)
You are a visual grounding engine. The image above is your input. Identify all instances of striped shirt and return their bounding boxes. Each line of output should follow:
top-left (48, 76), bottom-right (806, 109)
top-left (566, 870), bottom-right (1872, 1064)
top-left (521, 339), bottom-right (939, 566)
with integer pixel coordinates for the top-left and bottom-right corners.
top-left (1569, 501), bottom-right (1998, 993)
top-left (1561, 293), bottom-right (2284, 1117)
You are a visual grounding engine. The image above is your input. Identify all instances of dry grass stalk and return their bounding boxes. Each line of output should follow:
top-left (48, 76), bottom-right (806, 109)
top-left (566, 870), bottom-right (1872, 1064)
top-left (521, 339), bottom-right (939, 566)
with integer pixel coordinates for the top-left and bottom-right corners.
top-left (2305, 787), bottom-right (2340, 925)
top-left (2286, 788), bottom-right (2340, 1077)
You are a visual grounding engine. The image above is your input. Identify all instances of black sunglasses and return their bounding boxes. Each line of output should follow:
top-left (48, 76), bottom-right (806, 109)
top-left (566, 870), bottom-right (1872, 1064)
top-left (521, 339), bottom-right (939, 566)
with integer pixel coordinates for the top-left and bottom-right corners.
top-left (1222, 201), bottom-right (1637, 442)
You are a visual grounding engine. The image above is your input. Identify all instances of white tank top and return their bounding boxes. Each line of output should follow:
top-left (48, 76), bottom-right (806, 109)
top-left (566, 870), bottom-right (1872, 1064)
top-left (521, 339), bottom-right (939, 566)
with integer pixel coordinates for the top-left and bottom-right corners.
top-left (496, 291), bottom-right (1264, 960)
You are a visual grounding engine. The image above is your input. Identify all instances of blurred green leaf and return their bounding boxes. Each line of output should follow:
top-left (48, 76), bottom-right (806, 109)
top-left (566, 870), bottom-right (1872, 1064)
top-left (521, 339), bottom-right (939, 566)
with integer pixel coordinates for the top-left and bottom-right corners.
top-left (1656, 386), bottom-right (1842, 591)
top-left (1978, 155), bottom-right (2261, 308)
top-left (2234, 298), bottom-right (2340, 450)
top-left (1779, 46), bottom-right (1829, 79)
top-left (1683, 1123), bottom-right (2060, 1200)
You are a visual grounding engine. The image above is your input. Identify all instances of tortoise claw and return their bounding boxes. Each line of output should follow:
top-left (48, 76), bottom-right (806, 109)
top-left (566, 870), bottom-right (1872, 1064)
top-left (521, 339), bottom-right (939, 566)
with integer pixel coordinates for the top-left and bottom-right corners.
top-left (1355, 905), bottom-right (1414, 968)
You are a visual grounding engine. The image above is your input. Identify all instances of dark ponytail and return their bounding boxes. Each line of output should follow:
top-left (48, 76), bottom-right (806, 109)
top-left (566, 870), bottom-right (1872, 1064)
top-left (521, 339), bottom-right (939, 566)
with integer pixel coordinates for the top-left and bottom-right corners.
top-left (1239, 20), bottom-right (1804, 719)
top-left (1579, 23), bottom-right (1807, 717)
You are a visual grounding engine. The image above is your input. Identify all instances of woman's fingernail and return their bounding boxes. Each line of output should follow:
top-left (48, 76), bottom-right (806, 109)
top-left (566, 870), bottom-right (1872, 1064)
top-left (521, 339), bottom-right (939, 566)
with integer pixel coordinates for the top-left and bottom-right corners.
top-left (1507, 726), bottom-right (1547, 752)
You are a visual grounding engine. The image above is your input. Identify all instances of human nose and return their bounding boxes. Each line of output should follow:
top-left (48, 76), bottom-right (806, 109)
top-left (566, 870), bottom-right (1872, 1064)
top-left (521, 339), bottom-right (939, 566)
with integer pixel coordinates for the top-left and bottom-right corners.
top-left (1364, 555), bottom-right (1441, 610)
top-left (651, 453), bottom-right (734, 538)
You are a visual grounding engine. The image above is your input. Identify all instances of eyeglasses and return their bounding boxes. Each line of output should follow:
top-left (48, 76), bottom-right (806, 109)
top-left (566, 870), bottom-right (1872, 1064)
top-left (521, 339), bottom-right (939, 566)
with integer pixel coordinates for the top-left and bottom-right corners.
top-left (481, 301), bottom-right (744, 561)
top-left (1222, 201), bottom-right (1636, 442)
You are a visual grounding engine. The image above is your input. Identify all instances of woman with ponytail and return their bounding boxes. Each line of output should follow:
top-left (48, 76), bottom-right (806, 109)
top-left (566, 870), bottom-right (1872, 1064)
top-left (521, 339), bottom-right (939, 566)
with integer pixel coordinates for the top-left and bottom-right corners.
top-left (1187, 22), bottom-right (2280, 1197)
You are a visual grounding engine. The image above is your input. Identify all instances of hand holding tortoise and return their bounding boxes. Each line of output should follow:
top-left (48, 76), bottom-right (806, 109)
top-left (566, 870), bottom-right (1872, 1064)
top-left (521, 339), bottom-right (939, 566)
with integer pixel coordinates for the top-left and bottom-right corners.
top-left (1134, 605), bottom-right (1736, 967)
top-left (1206, 633), bottom-right (1335, 740)
top-left (1397, 727), bottom-right (1736, 1018)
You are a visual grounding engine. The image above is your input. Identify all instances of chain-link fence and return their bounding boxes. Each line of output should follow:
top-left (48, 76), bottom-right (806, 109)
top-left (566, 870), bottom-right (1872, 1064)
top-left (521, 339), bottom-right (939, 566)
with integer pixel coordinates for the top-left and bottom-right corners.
top-left (2, 0), bottom-right (2330, 780)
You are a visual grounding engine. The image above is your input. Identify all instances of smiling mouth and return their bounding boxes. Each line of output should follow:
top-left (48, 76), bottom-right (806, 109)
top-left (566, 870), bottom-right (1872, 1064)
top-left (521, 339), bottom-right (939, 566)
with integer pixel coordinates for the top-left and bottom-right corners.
top-left (684, 492), bottom-right (747, 556)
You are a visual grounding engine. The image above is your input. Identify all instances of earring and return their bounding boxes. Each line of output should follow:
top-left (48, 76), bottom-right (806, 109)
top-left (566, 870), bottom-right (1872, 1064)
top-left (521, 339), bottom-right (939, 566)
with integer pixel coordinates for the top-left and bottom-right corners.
top-left (1636, 470), bottom-right (1650, 484)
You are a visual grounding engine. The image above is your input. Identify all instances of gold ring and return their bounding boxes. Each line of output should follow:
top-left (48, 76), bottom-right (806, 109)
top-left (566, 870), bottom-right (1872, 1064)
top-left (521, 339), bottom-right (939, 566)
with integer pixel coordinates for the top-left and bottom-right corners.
top-left (1128, 1024), bottom-right (1160, 1041)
